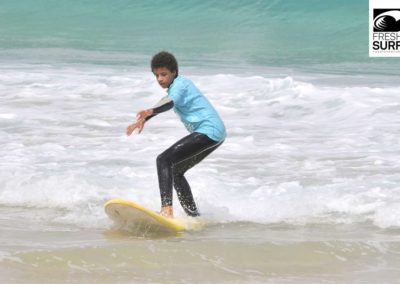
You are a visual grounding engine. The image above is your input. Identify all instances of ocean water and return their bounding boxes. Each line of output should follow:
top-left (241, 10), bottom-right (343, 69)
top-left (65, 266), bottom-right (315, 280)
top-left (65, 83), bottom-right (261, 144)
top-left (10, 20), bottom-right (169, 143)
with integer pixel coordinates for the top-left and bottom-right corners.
top-left (1, 0), bottom-right (400, 283)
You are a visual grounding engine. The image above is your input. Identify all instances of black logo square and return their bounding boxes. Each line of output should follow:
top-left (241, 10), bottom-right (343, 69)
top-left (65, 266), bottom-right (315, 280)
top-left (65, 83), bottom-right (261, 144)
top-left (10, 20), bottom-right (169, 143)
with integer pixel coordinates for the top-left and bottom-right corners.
top-left (373, 9), bottom-right (400, 32)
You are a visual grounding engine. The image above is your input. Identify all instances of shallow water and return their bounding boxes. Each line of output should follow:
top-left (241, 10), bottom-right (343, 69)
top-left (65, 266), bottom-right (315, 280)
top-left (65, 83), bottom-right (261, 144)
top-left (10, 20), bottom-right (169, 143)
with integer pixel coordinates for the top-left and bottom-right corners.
top-left (1, 64), bottom-right (400, 227)
top-left (2, 206), bottom-right (400, 284)
top-left (1, 62), bottom-right (400, 283)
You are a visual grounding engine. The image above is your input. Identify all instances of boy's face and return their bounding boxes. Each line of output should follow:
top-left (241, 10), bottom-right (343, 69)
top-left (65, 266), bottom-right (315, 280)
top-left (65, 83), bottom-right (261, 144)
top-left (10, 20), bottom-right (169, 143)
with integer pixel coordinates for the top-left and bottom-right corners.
top-left (152, 67), bottom-right (176, 89)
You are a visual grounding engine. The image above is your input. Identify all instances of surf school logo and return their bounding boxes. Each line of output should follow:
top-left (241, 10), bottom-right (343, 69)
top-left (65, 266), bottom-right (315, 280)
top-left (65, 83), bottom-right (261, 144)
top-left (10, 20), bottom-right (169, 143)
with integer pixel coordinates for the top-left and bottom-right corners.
top-left (369, 0), bottom-right (400, 57)
top-left (374, 10), bottom-right (400, 32)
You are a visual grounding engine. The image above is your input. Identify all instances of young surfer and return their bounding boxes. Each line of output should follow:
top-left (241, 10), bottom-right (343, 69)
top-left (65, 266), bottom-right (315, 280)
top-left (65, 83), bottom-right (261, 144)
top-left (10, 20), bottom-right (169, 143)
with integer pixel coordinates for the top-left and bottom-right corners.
top-left (126, 51), bottom-right (226, 218)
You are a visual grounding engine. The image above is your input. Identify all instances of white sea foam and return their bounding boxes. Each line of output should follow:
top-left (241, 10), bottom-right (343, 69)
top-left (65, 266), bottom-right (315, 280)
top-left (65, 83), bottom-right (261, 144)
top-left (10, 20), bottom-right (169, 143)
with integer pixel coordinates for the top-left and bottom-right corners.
top-left (1, 64), bottom-right (399, 228)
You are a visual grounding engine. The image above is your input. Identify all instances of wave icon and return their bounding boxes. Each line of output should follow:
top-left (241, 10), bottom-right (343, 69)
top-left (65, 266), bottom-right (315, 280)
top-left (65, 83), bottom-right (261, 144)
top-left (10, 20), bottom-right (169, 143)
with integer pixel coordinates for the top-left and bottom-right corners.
top-left (374, 10), bottom-right (400, 32)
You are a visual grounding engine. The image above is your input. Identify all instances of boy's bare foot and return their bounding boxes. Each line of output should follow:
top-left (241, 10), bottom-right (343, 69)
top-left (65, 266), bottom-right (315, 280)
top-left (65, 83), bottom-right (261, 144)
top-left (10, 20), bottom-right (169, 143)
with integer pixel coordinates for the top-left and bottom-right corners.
top-left (160, 205), bottom-right (173, 218)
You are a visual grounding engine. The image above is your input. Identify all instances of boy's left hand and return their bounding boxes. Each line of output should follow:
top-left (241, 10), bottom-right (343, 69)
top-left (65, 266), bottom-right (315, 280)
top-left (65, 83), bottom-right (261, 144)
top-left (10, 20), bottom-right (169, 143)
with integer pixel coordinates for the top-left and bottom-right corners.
top-left (126, 119), bottom-right (145, 136)
top-left (126, 109), bottom-right (153, 136)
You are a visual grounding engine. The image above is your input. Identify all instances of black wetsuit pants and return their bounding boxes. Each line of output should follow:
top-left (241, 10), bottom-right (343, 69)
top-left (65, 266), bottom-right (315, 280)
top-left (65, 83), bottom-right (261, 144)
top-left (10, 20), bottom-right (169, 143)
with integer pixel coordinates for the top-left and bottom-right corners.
top-left (156, 132), bottom-right (223, 217)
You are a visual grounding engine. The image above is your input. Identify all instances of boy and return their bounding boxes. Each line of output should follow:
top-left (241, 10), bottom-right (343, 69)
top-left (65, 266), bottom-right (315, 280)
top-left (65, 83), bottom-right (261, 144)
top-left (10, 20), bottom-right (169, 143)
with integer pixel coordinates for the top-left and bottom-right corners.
top-left (126, 51), bottom-right (226, 218)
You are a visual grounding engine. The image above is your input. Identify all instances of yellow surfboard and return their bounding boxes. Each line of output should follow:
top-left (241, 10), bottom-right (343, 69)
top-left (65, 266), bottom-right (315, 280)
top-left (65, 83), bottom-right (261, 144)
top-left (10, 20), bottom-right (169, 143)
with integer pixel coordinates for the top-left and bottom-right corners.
top-left (104, 199), bottom-right (202, 235)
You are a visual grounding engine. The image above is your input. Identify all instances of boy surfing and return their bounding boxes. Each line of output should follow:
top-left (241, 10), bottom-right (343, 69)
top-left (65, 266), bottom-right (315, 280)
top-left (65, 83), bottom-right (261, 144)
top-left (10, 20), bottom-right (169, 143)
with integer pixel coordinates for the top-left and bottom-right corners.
top-left (126, 51), bottom-right (226, 218)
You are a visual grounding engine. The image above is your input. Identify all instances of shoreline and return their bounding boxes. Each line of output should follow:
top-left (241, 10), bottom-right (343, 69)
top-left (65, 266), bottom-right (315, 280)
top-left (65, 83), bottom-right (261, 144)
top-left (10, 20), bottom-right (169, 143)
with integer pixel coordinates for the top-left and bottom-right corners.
top-left (2, 206), bottom-right (400, 283)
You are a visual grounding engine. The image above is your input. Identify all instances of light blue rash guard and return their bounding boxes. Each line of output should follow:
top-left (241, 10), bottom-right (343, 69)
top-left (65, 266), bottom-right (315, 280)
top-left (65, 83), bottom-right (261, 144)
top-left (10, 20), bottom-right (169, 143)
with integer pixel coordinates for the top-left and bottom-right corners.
top-left (167, 75), bottom-right (226, 142)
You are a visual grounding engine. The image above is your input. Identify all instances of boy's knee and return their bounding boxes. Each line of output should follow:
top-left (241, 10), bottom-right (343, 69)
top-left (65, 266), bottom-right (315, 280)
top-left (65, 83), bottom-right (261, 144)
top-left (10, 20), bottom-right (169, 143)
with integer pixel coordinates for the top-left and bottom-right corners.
top-left (156, 153), bottom-right (164, 166)
top-left (157, 151), bottom-right (171, 167)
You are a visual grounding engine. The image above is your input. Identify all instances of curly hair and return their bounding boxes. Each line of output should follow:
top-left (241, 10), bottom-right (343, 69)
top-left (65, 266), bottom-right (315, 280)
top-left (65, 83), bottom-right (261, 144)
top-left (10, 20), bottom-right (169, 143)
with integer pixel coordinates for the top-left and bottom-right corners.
top-left (151, 51), bottom-right (179, 75)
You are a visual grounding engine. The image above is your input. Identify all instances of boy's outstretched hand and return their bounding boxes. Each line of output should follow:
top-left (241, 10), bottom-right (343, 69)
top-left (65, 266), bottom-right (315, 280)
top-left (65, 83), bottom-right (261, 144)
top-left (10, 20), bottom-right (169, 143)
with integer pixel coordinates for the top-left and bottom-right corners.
top-left (126, 109), bottom-right (153, 136)
top-left (126, 119), bottom-right (145, 136)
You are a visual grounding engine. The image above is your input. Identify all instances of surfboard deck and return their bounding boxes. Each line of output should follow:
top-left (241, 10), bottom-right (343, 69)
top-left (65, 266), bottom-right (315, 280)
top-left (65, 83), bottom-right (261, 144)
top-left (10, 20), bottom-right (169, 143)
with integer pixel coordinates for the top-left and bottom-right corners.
top-left (104, 199), bottom-right (202, 236)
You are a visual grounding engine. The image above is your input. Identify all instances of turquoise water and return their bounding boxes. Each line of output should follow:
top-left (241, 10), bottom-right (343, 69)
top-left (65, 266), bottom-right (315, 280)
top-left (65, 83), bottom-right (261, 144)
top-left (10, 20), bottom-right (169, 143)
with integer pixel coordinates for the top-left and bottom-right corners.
top-left (0, 0), bottom-right (387, 67)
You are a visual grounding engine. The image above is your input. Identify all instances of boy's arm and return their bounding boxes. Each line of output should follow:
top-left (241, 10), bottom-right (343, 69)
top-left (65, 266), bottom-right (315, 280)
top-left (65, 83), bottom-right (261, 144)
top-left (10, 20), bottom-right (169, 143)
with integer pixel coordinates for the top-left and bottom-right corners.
top-left (145, 99), bottom-right (174, 121)
top-left (127, 96), bottom-right (174, 136)
top-left (137, 96), bottom-right (174, 122)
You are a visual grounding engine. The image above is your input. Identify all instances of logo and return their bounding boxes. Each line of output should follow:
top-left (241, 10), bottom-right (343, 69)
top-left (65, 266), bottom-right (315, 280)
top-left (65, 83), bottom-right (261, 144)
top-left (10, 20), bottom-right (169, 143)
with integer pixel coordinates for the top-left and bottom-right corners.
top-left (373, 9), bottom-right (400, 32)
top-left (369, 0), bottom-right (400, 57)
